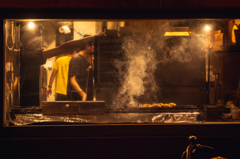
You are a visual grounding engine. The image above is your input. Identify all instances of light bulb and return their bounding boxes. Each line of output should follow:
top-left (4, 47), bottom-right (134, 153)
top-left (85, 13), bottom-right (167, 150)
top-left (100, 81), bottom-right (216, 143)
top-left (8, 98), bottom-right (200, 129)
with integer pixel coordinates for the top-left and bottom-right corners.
top-left (205, 25), bottom-right (210, 31)
top-left (28, 22), bottom-right (35, 29)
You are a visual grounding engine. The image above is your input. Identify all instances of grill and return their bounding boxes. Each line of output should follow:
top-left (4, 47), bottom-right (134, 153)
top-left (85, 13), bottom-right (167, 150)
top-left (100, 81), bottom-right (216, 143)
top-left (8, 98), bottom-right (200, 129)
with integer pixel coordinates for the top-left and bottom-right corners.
top-left (105, 105), bottom-right (199, 113)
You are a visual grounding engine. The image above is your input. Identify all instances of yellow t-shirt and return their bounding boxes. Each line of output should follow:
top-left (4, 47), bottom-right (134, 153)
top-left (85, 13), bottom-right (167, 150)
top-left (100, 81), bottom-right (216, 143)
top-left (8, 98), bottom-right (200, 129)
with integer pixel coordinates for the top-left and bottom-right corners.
top-left (53, 55), bottom-right (72, 95)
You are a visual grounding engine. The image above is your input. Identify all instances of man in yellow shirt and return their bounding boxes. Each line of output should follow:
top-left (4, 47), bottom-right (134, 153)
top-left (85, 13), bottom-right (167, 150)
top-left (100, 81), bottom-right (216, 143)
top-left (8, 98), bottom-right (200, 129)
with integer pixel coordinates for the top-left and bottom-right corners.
top-left (46, 50), bottom-right (77, 101)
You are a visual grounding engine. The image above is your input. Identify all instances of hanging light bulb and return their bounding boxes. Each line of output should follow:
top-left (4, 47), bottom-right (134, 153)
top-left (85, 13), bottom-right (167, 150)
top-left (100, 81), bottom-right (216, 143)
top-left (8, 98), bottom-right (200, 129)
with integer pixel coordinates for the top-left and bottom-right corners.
top-left (204, 25), bottom-right (211, 31)
top-left (28, 22), bottom-right (35, 29)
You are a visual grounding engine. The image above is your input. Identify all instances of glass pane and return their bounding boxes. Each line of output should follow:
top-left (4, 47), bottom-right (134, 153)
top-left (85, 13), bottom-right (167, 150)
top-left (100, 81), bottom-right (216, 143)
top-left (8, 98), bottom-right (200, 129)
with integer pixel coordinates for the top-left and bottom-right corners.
top-left (3, 19), bottom-right (240, 126)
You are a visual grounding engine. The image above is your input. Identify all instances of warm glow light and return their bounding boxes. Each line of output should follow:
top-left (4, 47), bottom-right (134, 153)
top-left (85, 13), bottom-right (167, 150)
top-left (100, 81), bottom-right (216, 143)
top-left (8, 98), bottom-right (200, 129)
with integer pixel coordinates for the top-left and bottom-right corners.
top-left (28, 22), bottom-right (35, 29)
top-left (164, 32), bottom-right (189, 36)
top-left (205, 25), bottom-right (210, 31)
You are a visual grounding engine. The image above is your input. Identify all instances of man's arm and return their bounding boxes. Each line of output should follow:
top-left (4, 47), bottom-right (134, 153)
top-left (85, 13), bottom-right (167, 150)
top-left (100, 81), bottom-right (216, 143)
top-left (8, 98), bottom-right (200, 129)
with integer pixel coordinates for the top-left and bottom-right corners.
top-left (46, 69), bottom-right (58, 97)
top-left (70, 75), bottom-right (87, 101)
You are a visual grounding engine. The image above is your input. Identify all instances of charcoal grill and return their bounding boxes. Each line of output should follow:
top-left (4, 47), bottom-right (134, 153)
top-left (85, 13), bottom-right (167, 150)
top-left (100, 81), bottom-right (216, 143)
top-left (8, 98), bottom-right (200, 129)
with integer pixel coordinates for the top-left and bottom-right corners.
top-left (105, 105), bottom-right (199, 113)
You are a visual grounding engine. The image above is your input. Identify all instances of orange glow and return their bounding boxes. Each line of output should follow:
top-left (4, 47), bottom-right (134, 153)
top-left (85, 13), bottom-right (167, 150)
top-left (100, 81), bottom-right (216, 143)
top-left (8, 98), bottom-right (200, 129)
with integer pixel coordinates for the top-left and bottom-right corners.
top-left (164, 32), bottom-right (189, 36)
top-left (205, 25), bottom-right (210, 31)
top-left (28, 22), bottom-right (35, 29)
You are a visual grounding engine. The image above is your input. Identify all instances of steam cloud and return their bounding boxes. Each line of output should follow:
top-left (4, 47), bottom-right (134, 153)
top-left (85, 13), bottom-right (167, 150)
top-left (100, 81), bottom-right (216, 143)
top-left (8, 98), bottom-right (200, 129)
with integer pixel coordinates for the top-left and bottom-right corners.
top-left (113, 22), bottom-right (206, 108)
top-left (113, 35), bottom-right (158, 107)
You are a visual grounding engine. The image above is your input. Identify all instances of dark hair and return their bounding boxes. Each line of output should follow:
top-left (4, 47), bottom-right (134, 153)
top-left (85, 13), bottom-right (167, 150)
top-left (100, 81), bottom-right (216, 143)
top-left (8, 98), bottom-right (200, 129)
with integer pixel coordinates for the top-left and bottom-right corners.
top-left (77, 35), bottom-right (94, 51)
top-left (84, 34), bottom-right (94, 46)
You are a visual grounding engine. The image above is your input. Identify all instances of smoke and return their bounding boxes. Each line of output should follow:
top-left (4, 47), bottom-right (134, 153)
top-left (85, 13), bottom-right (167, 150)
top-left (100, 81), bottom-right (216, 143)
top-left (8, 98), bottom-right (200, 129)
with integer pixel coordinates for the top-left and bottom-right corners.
top-left (157, 36), bottom-right (206, 65)
top-left (113, 34), bottom-right (158, 107)
top-left (112, 21), bottom-right (207, 108)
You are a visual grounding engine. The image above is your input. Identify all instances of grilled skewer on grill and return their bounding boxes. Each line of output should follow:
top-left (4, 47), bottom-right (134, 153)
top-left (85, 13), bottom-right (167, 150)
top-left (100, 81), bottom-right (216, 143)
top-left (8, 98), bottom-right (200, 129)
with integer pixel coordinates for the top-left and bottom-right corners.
top-left (143, 103), bottom-right (176, 108)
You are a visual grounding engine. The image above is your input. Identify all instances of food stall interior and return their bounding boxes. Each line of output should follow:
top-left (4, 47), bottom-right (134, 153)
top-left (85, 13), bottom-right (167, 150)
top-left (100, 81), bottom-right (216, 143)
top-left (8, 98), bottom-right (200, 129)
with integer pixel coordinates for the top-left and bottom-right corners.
top-left (4, 18), bottom-right (240, 126)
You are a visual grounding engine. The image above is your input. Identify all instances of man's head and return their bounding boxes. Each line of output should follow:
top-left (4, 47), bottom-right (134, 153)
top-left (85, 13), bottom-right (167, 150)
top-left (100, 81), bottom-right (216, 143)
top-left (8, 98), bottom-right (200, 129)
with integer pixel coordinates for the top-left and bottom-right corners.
top-left (78, 34), bottom-right (94, 54)
top-left (20, 22), bottom-right (43, 49)
top-left (65, 35), bottom-right (94, 56)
